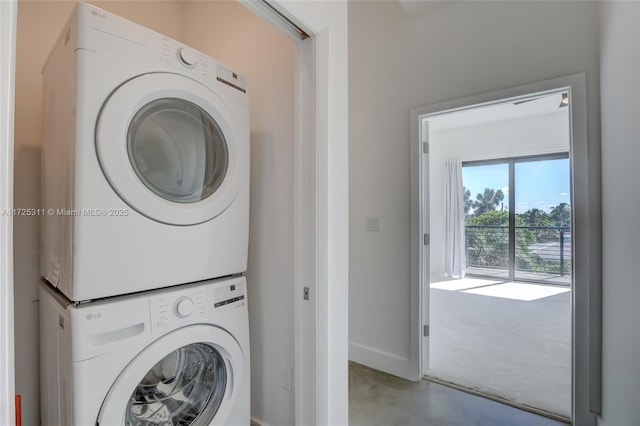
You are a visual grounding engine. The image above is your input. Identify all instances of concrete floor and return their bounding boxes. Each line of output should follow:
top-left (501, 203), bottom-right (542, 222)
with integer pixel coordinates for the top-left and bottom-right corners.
top-left (349, 362), bottom-right (568, 426)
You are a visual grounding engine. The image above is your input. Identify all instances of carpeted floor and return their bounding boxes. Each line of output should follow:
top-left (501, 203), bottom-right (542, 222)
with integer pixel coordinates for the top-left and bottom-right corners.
top-left (349, 361), bottom-right (567, 426)
top-left (428, 278), bottom-right (571, 418)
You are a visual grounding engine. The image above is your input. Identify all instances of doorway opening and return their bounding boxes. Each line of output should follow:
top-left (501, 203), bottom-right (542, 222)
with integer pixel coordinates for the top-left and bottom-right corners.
top-left (420, 89), bottom-right (573, 422)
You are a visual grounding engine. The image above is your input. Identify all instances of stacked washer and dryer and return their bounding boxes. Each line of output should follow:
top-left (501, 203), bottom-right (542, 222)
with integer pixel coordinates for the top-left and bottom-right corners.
top-left (39, 3), bottom-right (251, 425)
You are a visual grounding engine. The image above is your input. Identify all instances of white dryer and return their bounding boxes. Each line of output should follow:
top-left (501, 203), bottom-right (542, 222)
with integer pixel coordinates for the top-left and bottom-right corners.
top-left (40, 275), bottom-right (250, 425)
top-left (41, 3), bottom-right (249, 301)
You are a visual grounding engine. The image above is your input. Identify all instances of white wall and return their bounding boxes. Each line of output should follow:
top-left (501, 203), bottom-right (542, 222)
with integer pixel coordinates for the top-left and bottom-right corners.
top-left (349, 0), bottom-right (600, 378)
top-left (181, 2), bottom-right (296, 425)
top-left (429, 111), bottom-right (570, 278)
top-left (598, 2), bottom-right (640, 425)
top-left (14, 3), bottom-right (184, 425)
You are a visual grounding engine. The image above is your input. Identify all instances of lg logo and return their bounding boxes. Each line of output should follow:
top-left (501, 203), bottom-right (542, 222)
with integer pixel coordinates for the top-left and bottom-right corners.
top-left (85, 312), bottom-right (102, 320)
top-left (91, 10), bottom-right (107, 19)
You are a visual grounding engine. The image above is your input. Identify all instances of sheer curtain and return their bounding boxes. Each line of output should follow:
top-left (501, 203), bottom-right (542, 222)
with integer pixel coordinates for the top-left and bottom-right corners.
top-left (444, 159), bottom-right (466, 278)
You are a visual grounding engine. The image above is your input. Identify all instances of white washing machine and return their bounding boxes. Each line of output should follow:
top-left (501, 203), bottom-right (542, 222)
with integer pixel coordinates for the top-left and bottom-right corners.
top-left (41, 3), bottom-right (250, 301)
top-left (39, 275), bottom-right (250, 425)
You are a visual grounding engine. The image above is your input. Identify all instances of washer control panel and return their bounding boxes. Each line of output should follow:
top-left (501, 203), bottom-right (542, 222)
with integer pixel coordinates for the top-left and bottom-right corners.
top-left (150, 287), bottom-right (207, 331)
top-left (149, 277), bottom-right (246, 333)
top-left (213, 280), bottom-right (246, 308)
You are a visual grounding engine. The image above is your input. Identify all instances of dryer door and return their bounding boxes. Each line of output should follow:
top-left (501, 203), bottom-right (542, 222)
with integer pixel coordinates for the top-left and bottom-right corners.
top-left (97, 325), bottom-right (245, 425)
top-left (96, 73), bottom-right (247, 225)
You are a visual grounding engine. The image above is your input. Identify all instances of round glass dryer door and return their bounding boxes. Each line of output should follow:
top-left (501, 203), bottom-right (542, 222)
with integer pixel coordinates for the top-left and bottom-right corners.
top-left (126, 343), bottom-right (226, 425)
top-left (128, 98), bottom-right (228, 205)
top-left (97, 325), bottom-right (245, 426)
top-left (96, 73), bottom-right (248, 225)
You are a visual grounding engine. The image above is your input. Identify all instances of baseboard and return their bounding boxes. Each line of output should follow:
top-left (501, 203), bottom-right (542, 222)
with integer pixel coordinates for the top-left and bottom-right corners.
top-left (251, 416), bottom-right (269, 426)
top-left (349, 341), bottom-right (413, 380)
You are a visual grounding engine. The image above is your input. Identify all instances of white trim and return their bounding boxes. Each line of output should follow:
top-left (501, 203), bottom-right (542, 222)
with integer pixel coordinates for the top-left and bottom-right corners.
top-left (293, 36), bottom-right (317, 426)
top-left (0, 0), bottom-right (16, 424)
top-left (349, 343), bottom-right (412, 379)
top-left (227, 5), bottom-right (320, 420)
top-left (409, 107), bottom-right (425, 381)
top-left (314, 28), bottom-right (331, 425)
top-left (256, 2), bottom-right (349, 425)
top-left (410, 74), bottom-right (600, 426)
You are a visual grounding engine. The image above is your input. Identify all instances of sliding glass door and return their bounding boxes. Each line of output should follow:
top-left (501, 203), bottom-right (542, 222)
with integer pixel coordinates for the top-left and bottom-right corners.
top-left (463, 154), bottom-right (571, 285)
top-left (462, 161), bottom-right (509, 280)
top-left (514, 156), bottom-right (571, 283)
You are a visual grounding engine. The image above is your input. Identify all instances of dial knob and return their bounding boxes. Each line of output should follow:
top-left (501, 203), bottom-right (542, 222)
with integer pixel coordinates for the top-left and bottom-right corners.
top-left (177, 47), bottom-right (197, 68)
top-left (175, 297), bottom-right (194, 318)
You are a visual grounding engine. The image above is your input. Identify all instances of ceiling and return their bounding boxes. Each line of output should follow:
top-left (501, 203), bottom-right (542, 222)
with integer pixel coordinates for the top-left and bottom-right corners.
top-left (427, 92), bottom-right (569, 132)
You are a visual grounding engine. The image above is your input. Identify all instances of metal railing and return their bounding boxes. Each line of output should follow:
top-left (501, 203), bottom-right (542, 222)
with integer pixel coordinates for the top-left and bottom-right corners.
top-left (465, 225), bottom-right (572, 278)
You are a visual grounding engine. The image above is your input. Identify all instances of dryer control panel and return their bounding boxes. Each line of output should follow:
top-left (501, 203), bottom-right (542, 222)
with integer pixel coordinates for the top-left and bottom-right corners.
top-left (159, 36), bottom-right (209, 81)
top-left (157, 36), bottom-right (247, 94)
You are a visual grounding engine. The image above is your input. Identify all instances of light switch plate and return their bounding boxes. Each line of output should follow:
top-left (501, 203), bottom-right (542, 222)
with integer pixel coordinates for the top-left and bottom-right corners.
top-left (366, 216), bottom-right (381, 232)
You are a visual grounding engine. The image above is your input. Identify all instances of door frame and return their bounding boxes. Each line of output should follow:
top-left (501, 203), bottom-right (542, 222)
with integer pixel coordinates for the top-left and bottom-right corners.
top-left (0, 0), bottom-right (16, 424)
top-left (253, 3), bottom-right (349, 424)
top-left (1, 1), bottom-right (349, 425)
top-left (410, 74), bottom-right (600, 425)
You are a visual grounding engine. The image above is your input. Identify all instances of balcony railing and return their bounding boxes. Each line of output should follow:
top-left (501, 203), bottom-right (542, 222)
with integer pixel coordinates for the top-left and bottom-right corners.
top-left (465, 225), bottom-right (572, 281)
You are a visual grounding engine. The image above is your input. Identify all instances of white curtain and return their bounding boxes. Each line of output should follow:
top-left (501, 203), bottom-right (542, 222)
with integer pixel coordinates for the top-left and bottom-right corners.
top-left (443, 159), bottom-right (466, 278)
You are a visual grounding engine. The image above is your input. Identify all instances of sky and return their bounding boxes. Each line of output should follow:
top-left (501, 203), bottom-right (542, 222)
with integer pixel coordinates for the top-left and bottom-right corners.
top-left (462, 158), bottom-right (570, 214)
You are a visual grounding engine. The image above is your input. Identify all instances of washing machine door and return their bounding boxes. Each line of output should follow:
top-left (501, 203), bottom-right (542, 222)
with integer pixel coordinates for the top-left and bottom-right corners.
top-left (96, 73), bottom-right (247, 225)
top-left (97, 325), bottom-right (245, 425)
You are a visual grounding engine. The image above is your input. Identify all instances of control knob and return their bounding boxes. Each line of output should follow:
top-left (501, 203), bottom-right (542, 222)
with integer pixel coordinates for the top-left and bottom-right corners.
top-left (174, 297), bottom-right (194, 318)
top-left (177, 47), bottom-right (197, 68)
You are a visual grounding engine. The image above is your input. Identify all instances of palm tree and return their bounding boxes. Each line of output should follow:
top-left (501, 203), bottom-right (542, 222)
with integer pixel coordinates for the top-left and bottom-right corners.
top-left (521, 208), bottom-right (549, 227)
top-left (463, 187), bottom-right (472, 217)
top-left (472, 188), bottom-right (504, 216)
top-left (549, 202), bottom-right (571, 227)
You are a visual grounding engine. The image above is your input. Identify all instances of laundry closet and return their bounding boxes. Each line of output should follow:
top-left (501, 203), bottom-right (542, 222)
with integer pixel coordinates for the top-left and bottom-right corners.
top-left (13, 1), bottom-right (296, 425)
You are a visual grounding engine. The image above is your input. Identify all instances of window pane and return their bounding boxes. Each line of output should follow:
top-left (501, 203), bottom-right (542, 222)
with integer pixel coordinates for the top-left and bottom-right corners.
top-left (462, 163), bottom-right (509, 279)
top-left (514, 158), bottom-right (571, 282)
